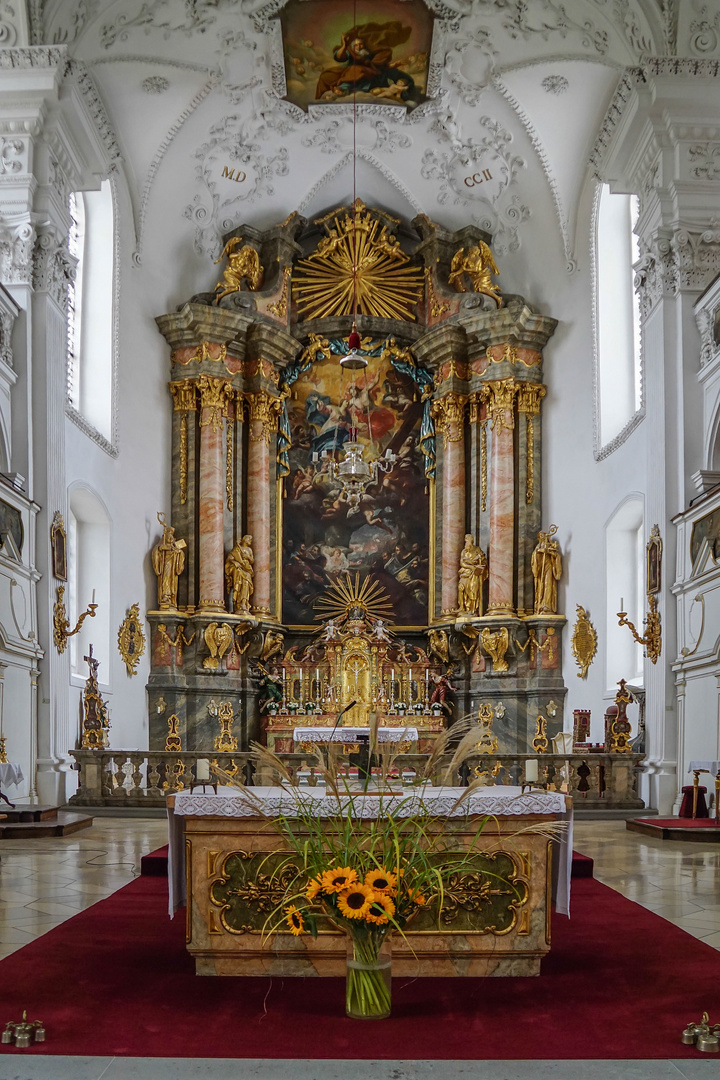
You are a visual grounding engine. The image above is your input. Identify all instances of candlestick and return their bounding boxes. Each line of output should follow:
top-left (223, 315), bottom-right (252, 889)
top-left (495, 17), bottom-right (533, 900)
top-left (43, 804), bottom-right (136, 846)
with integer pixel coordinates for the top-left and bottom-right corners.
top-left (525, 758), bottom-right (539, 783)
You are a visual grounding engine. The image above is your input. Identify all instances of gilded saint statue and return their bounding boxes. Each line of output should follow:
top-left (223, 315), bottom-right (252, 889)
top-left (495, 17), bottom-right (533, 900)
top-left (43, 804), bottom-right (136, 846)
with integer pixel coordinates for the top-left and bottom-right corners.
top-left (448, 242), bottom-right (502, 305)
top-left (213, 237), bottom-right (264, 302)
top-left (152, 513), bottom-right (186, 611)
top-left (457, 534), bottom-right (488, 616)
top-left (531, 525), bottom-right (563, 615)
top-left (225, 535), bottom-right (254, 614)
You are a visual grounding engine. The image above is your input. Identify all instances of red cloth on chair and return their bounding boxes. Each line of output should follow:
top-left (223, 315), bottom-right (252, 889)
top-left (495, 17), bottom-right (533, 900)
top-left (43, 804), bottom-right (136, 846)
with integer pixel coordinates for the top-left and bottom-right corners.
top-left (679, 785), bottom-right (708, 818)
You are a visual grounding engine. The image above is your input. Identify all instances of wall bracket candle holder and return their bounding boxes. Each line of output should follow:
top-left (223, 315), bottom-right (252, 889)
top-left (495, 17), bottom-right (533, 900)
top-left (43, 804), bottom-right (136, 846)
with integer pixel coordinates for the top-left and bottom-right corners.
top-left (618, 594), bottom-right (661, 665)
top-left (53, 585), bottom-right (97, 654)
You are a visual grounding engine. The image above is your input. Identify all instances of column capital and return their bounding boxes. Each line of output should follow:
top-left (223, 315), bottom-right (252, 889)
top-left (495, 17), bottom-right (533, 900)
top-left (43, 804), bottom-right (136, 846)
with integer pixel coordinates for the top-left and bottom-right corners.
top-left (244, 388), bottom-right (284, 445)
top-left (516, 383), bottom-right (547, 415)
top-left (169, 378), bottom-right (197, 412)
top-left (197, 374), bottom-right (234, 431)
top-left (483, 378), bottom-right (519, 431)
top-left (431, 392), bottom-right (467, 446)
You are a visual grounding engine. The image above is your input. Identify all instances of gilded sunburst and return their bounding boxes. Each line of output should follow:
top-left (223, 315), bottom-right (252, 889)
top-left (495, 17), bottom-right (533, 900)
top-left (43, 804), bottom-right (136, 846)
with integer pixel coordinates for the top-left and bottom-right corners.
top-left (293, 200), bottom-right (424, 322)
top-left (314, 573), bottom-right (395, 626)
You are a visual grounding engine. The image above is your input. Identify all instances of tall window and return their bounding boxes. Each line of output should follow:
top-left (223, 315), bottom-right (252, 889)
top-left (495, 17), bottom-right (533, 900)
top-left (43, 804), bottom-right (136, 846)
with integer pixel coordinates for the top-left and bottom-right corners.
top-left (596, 184), bottom-right (642, 448)
top-left (605, 497), bottom-right (644, 690)
top-left (68, 487), bottom-right (111, 679)
top-left (66, 181), bottom-right (115, 442)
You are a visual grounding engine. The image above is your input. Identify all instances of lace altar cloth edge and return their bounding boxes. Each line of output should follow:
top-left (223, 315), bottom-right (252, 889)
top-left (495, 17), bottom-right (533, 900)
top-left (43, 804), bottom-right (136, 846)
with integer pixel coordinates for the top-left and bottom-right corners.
top-left (292, 726), bottom-right (419, 743)
top-left (171, 784), bottom-right (568, 818)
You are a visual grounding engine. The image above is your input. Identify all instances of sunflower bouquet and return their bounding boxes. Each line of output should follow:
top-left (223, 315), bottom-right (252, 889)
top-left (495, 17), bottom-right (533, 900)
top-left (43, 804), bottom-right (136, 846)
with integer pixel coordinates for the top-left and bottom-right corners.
top-left (286, 861), bottom-right (427, 1019)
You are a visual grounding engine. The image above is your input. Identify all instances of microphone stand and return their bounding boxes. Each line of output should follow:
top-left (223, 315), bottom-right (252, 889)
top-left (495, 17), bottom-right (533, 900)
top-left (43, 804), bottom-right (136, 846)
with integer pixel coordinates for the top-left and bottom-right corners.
top-left (322, 700), bottom-right (357, 780)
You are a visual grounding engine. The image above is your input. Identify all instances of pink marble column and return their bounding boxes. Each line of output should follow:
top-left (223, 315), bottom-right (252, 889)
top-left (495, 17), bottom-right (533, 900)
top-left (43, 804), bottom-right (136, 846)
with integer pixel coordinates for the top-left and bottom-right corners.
top-left (434, 393), bottom-right (466, 616)
top-left (246, 392), bottom-right (276, 617)
top-left (198, 376), bottom-right (232, 611)
top-left (487, 380), bottom-right (517, 616)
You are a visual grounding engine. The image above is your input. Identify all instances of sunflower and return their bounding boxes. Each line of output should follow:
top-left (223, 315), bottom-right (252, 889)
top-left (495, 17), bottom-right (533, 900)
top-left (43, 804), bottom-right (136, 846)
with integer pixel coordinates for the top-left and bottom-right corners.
top-left (305, 876), bottom-right (323, 901)
top-left (321, 866), bottom-right (358, 894)
top-left (337, 883), bottom-right (375, 920)
top-left (365, 892), bottom-right (396, 925)
top-left (285, 905), bottom-right (306, 936)
top-left (410, 891), bottom-right (427, 906)
top-left (364, 867), bottom-right (397, 893)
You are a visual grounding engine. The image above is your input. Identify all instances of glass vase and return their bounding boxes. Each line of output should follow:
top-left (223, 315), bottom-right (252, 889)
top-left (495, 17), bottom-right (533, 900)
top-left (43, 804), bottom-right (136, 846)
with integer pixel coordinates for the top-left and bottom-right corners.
top-left (345, 935), bottom-right (392, 1020)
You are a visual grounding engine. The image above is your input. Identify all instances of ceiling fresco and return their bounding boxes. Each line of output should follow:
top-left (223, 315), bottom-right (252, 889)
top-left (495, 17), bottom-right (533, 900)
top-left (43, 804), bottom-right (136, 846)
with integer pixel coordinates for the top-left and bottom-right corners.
top-left (22, 1), bottom-right (718, 273)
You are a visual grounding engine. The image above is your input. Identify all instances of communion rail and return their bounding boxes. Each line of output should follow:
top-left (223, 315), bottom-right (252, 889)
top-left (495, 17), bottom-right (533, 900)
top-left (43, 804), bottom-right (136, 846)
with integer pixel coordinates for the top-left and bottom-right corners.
top-left (67, 749), bottom-right (645, 810)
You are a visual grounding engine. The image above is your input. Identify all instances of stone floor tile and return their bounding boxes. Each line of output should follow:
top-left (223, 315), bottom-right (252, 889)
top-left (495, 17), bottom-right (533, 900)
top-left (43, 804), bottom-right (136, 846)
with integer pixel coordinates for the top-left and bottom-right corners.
top-left (0, 1055), bottom-right (114, 1080)
top-left (23, 899), bottom-right (90, 917)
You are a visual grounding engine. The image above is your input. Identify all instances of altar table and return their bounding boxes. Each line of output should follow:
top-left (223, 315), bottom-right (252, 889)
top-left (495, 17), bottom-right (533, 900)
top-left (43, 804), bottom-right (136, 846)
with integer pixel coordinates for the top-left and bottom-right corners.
top-left (168, 785), bottom-right (572, 978)
top-left (292, 725), bottom-right (419, 744)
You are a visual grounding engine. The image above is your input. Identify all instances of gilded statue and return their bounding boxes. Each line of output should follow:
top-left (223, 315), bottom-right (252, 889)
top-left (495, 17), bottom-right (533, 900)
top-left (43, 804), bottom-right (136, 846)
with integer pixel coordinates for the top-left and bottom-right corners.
top-left (448, 242), bottom-right (502, 304)
top-left (457, 534), bottom-right (488, 616)
top-left (480, 627), bottom-right (510, 673)
top-left (428, 627), bottom-right (450, 664)
top-left (531, 525), bottom-right (562, 615)
top-left (260, 628), bottom-right (285, 663)
top-left (203, 622), bottom-right (234, 670)
top-left (213, 237), bottom-right (264, 302)
top-left (225, 535), bottom-right (254, 614)
top-left (152, 512), bottom-right (186, 611)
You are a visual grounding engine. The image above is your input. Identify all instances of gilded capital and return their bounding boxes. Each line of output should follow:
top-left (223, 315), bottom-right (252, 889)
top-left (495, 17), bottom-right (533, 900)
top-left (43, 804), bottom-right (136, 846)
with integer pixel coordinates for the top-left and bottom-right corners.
top-left (197, 375), bottom-right (234, 431)
top-left (431, 392), bottom-right (468, 446)
top-left (485, 379), bottom-right (518, 431)
top-left (517, 383), bottom-right (547, 415)
top-left (245, 389), bottom-right (284, 445)
top-left (169, 379), bottom-right (197, 412)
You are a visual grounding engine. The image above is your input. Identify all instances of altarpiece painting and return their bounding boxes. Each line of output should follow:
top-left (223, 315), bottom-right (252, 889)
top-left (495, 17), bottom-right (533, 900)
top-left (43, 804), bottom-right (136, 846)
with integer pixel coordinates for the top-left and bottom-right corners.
top-left (280, 0), bottom-right (433, 111)
top-left (282, 349), bottom-right (429, 627)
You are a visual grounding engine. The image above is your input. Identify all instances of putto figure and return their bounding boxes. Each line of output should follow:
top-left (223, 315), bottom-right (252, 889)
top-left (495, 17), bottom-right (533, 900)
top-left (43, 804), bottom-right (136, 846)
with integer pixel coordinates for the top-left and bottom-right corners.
top-left (457, 534), bottom-right (488, 616)
top-left (225, 535), bottom-right (254, 615)
top-left (531, 525), bottom-right (563, 615)
top-left (152, 513), bottom-right (186, 611)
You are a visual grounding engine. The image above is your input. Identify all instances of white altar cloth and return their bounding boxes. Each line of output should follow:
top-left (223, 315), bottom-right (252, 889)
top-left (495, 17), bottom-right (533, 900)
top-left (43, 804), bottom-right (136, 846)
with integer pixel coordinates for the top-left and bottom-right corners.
top-left (0, 762), bottom-right (23, 788)
top-left (689, 760), bottom-right (720, 774)
top-left (168, 784), bottom-right (572, 919)
top-left (293, 726), bottom-right (419, 743)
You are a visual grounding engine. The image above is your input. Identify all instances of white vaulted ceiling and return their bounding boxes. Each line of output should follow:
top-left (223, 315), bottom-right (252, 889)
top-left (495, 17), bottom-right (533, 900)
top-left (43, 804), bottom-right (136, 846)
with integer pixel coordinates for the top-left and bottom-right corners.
top-left (35, 0), bottom-right (703, 284)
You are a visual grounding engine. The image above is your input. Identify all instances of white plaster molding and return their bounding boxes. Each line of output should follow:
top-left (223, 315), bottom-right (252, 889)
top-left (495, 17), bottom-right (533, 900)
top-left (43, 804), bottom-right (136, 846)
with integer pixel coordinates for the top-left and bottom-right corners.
top-left (0, 215), bottom-right (36, 285)
top-left (86, 54), bottom-right (210, 73)
top-left (48, 0), bottom-right (98, 45)
top-left (296, 148), bottom-right (424, 218)
top-left (64, 59), bottom-right (122, 165)
top-left (0, 43), bottom-right (66, 68)
top-left (0, 283), bottom-right (18, 370)
top-left (65, 403), bottom-right (118, 457)
top-left (32, 224), bottom-right (76, 309)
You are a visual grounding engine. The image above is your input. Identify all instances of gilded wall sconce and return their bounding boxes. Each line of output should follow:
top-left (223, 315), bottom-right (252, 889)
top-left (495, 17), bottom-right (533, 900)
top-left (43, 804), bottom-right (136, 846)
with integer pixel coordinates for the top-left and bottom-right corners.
top-left (617, 594), bottom-right (661, 664)
top-left (53, 585), bottom-right (97, 654)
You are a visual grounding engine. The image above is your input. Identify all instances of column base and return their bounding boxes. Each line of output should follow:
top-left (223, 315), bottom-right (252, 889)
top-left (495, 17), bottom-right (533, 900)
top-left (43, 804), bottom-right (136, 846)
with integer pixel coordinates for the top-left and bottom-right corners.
top-left (197, 598), bottom-right (227, 612)
top-left (485, 603), bottom-right (515, 617)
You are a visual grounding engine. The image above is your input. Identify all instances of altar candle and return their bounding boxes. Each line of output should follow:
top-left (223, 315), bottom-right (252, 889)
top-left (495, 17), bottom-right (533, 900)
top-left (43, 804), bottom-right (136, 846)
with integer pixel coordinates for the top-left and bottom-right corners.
top-left (196, 758), bottom-right (211, 782)
top-left (620, 597), bottom-right (624, 611)
top-left (525, 758), bottom-right (538, 783)
top-left (91, 588), bottom-right (96, 605)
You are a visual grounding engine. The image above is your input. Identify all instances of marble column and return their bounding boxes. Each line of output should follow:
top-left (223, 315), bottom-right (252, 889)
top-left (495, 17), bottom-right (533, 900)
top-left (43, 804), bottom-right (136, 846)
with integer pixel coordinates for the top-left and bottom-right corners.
top-left (197, 376), bottom-right (233, 611)
top-left (246, 391), bottom-right (280, 618)
top-left (486, 379), bottom-right (518, 616)
top-left (432, 393), bottom-right (467, 616)
top-left (516, 382), bottom-right (546, 617)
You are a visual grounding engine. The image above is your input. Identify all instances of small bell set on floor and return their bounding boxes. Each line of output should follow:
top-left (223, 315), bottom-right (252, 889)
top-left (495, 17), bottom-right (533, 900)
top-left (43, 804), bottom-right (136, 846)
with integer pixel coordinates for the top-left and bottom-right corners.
top-left (2, 1010), bottom-right (45, 1048)
top-left (681, 1012), bottom-right (720, 1052)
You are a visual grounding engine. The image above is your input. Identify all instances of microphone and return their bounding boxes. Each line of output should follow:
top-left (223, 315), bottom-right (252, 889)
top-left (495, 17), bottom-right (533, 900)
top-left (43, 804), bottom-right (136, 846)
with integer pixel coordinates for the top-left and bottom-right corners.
top-left (327, 700), bottom-right (357, 744)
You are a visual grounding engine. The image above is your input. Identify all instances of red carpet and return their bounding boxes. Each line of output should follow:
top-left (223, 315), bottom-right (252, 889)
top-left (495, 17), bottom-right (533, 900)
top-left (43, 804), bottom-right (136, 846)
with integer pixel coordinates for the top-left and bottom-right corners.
top-left (636, 818), bottom-right (720, 828)
top-left (0, 870), bottom-right (718, 1059)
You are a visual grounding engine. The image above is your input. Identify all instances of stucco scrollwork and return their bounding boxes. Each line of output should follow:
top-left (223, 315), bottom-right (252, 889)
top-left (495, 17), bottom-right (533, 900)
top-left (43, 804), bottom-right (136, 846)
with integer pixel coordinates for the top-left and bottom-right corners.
top-left (33, 228), bottom-right (77, 310)
top-left (0, 218), bottom-right (36, 285)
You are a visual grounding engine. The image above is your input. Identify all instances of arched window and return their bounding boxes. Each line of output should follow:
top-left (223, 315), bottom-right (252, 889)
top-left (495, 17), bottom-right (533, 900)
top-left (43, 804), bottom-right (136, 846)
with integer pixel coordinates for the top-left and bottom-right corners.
top-left (605, 496), bottom-right (644, 690)
top-left (595, 183), bottom-right (642, 450)
top-left (66, 180), bottom-right (115, 444)
top-left (68, 487), bottom-right (111, 680)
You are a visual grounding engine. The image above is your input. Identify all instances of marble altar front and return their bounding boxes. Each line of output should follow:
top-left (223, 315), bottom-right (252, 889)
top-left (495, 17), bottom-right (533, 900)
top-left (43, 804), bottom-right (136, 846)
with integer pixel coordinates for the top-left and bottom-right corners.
top-left (168, 785), bottom-right (571, 978)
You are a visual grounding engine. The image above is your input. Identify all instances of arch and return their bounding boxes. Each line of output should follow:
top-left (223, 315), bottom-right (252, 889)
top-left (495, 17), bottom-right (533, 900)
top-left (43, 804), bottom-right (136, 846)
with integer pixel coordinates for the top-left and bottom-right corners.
top-left (68, 484), bottom-right (111, 680)
top-left (605, 494), bottom-right (645, 690)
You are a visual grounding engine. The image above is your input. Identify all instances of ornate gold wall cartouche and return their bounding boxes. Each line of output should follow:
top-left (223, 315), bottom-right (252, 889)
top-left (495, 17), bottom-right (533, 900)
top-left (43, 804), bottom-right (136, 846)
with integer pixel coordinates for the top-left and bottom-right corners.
top-left (292, 200), bottom-right (424, 321)
top-left (117, 603), bottom-right (145, 676)
top-left (571, 605), bottom-right (597, 679)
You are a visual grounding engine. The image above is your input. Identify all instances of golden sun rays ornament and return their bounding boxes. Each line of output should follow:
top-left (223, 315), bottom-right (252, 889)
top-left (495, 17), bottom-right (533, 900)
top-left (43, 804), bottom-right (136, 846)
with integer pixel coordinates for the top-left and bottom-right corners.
top-left (314, 572), bottom-right (395, 626)
top-left (293, 200), bottom-right (424, 321)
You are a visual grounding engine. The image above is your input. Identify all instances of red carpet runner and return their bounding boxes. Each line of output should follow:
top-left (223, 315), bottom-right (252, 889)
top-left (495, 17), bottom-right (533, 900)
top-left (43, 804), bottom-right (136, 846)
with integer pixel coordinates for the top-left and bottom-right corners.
top-left (0, 873), bottom-right (718, 1059)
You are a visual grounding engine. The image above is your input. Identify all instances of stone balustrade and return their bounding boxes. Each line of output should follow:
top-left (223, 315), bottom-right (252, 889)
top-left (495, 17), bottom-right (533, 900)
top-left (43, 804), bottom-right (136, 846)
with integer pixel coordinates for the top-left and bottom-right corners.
top-left (67, 749), bottom-right (645, 810)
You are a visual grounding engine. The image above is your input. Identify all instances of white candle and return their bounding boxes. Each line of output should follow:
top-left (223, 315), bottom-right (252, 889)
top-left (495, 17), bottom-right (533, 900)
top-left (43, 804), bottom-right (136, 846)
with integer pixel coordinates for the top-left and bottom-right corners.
top-left (620, 597), bottom-right (624, 611)
top-left (525, 759), bottom-right (538, 783)
top-left (196, 759), bottom-right (211, 782)
top-left (91, 588), bottom-right (96, 605)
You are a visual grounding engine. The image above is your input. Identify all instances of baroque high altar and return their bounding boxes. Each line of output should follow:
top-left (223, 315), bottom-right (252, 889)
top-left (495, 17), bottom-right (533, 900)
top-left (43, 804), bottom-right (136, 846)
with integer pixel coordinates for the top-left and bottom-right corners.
top-left (147, 202), bottom-right (562, 756)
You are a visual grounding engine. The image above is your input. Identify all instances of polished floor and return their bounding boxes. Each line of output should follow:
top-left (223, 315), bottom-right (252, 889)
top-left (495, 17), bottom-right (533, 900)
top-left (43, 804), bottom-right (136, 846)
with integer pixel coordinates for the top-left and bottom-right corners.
top-left (1, 818), bottom-right (719, 1078)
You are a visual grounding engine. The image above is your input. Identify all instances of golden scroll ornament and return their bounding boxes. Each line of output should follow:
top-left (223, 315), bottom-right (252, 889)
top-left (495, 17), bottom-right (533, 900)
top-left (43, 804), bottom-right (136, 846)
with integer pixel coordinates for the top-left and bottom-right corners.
top-left (117, 603), bottom-right (145, 676)
top-left (53, 584), bottom-right (97, 654)
top-left (268, 265), bottom-right (292, 319)
top-left (425, 266), bottom-right (450, 318)
top-left (532, 715), bottom-right (549, 753)
top-left (214, 701), bottom-right (238, 752)
top-left (517, 384), bottom-right (546, 505)
top-left (618, 594), bottom-right (661, 665)
top-left (480, 627), bottom-right (510, 673)
top-left (203, 623), bottom-right (234, 670)
top-left (292, 200), bottom-right (424, 322)
top-left (165, 714), bottom-right (182, 752)
top-left (571, 604), bottom-right (597, 679)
